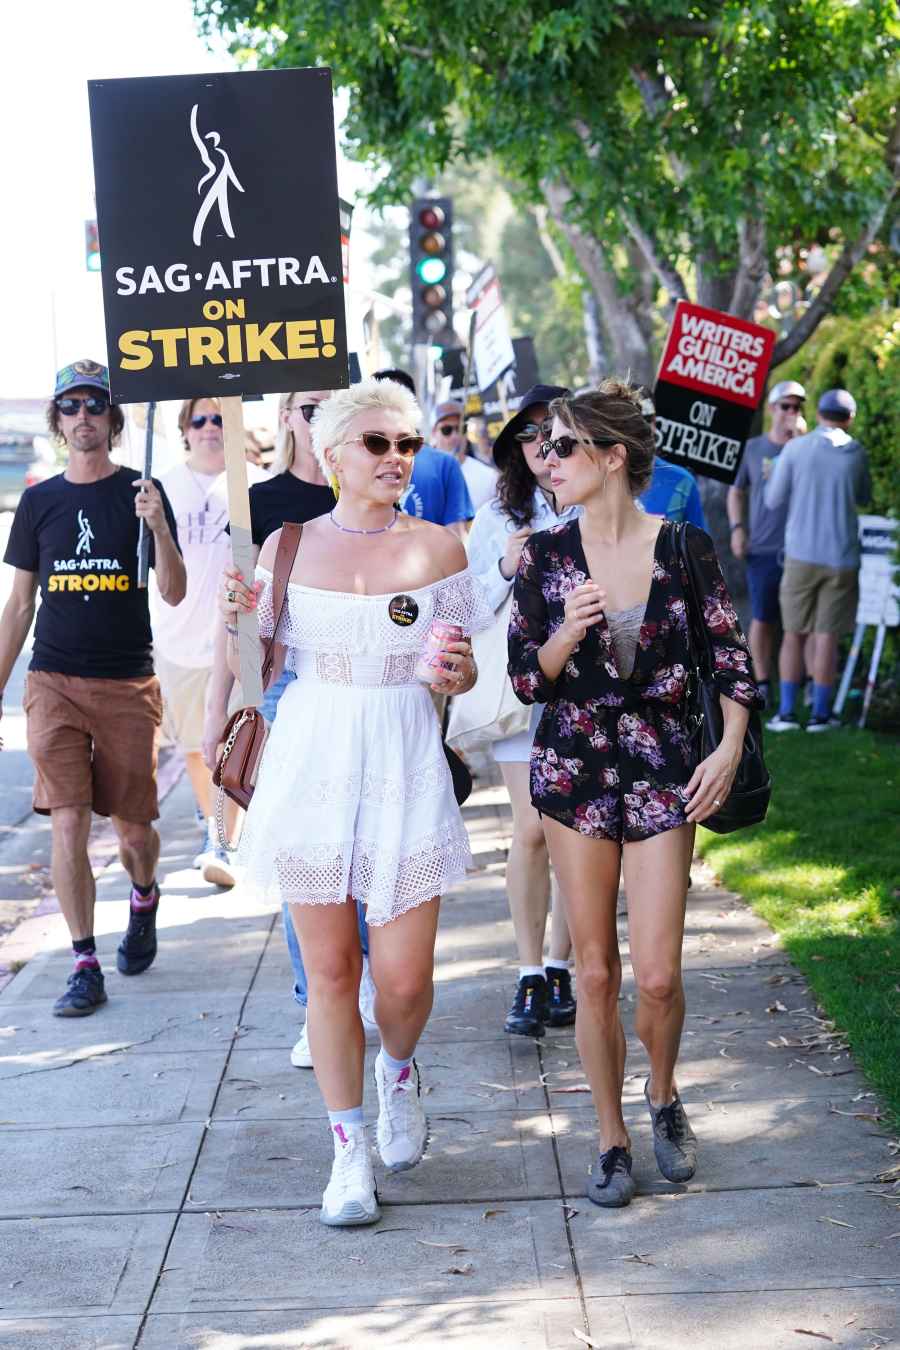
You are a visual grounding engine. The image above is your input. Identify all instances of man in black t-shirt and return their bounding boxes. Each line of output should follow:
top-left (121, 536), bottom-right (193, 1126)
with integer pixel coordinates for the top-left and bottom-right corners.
top-left (0, 360), bottom-right (186, 1017)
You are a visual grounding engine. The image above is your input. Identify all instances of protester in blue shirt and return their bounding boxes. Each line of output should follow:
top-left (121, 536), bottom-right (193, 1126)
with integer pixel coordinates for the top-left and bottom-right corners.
top-left (638, 395), bottom-right (706, 527)
top-left (373, 370), bottom-right (474, 537)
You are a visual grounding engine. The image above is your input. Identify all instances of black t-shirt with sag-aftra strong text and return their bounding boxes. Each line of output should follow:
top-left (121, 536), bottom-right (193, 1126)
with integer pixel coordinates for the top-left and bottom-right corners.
top-left (4, 467), bottom-right (180, 679)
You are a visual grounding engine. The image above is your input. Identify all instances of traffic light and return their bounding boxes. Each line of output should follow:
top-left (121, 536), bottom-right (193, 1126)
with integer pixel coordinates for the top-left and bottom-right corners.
top-left (409, 197), bottom-right (454, 345)
top-left (85, 220), bottom-right (101, 272)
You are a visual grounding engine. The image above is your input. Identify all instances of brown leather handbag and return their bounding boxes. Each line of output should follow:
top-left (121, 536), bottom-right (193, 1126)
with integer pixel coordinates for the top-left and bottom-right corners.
top-left (213, 523), bottom-right (302, 814)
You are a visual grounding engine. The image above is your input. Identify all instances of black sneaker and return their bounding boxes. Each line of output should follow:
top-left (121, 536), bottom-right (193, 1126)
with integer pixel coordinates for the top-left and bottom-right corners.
top-left (544, 967), bottom-right (576, 1027)
top-left (587, 1145), bottom-right (636, 1208)
top-left (806, 714), bottom-right (842, 733)
top-left (504, 974), bottom-right (548, 1038)
top-left (116, 888), bottom-right (159, 975)
top-left (53, 966), bottom-right (107, 1018)
top-left (645, 1079), bottom-right (697, 1182)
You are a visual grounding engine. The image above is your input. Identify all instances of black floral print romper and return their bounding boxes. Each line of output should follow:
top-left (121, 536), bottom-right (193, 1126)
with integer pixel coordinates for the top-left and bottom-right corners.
top-left (507, 520), bottom-right (763, 843)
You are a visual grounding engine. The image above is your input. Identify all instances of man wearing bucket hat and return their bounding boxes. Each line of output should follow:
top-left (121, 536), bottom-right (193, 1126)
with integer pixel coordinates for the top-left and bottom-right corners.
top-left (764, 388), bottom-right (871, 732)
top-left (0, 360), bottom-right (185, 1016)
top-left (727, 379), bottom-right (807, 706)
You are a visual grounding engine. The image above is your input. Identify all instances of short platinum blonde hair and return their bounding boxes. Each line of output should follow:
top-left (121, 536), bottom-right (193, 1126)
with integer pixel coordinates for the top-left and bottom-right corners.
top-left (311, 376), bottom-right (422, 477)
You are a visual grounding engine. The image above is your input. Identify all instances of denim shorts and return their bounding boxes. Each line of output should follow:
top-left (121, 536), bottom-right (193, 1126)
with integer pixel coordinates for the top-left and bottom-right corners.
top-left (746, 552), bottom-right (783, 624)
top-left (260, 667), bottom-right (297, 724)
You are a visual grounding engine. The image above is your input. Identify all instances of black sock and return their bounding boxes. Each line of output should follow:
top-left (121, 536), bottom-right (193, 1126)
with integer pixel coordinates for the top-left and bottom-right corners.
top-left (72, 936), bottom-right (99, 968)
top-left (132, 878), bottom-right (156, 898)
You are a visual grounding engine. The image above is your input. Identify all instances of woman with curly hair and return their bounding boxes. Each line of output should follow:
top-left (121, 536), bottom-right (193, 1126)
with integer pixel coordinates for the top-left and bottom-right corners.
top-left (508, 380), bottom-right (762, 1208)
top-left (466, 385), bottom-right (578, 1039)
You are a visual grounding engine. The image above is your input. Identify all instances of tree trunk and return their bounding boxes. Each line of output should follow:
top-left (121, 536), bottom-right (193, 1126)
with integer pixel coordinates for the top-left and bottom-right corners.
top-left (542, 178), bottom-right (655, 385)
top-left (581, 290), bottom-right (607, 383)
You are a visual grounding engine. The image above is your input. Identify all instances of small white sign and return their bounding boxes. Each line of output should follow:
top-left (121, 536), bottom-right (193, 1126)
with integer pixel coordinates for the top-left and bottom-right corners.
top-left (466, 264), bottom-right (515, 394)
top-left (857, 514), bottom-right (899, 627)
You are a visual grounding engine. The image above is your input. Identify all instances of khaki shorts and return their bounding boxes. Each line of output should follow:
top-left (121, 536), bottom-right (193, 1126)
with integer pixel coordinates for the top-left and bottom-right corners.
top-left (155, 653), bottom-right (210, 754)
top-left (779, 559), bottom-right (858, 636)
top-left (24, 671), bottom-right (162, 821)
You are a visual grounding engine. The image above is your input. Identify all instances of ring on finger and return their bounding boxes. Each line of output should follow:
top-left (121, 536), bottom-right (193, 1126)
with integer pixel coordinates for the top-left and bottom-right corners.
top-left (227, 590), bottom-right (236, 603)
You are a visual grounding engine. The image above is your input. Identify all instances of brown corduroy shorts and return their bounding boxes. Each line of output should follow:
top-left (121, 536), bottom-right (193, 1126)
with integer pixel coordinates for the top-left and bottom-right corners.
top-left (24, 670), bottom-right (163, 821)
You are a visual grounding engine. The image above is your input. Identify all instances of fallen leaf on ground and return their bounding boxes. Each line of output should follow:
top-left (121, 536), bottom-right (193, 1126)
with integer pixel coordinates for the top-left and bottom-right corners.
top-left (572, 1330), bottom-right (603, 1348)
top-left (445, 1262), bottom-right (474, 1275)
top-left (551, 1085), bottom-right (592, 1093)
top-left (417, 1239), bottom-right (470, 1252)
top-left (793, 1331), bottom-right (834, 1342)
top-left (482, 1208), bottom-right (507, 1220)
top-left (767, 1000), bottom-right (789, 1013)
top-left (563, 1205), bottom-right (579, 1221)
top-left (817, 1217), bottom-right (856, 1229)
top-left (619, 1252), bottom-right (654, 1265)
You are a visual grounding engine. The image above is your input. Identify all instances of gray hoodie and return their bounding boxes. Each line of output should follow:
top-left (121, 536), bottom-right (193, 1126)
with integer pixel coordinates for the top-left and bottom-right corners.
top-left (763, 424), bottom-right (871, 570)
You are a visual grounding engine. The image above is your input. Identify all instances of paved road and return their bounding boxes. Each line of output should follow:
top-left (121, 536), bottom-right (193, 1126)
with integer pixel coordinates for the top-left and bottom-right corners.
top-left (0, 770), bottom-right (896, 1348)
top-left (0, 513), bottom-right (34, 835)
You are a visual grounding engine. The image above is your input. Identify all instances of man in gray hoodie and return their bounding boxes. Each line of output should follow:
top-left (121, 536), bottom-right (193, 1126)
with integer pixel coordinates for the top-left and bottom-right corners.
top-left (764, 389), bottom-right (871, 732)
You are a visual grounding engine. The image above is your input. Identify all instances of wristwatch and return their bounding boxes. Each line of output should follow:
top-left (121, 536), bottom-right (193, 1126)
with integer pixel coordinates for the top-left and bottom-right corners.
top-left (730, 522), bottom-right (745, 532)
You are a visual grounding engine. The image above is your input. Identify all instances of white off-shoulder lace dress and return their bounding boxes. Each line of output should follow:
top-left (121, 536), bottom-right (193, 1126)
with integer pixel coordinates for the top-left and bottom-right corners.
top-left (237, 566), bottom-right (493, 925)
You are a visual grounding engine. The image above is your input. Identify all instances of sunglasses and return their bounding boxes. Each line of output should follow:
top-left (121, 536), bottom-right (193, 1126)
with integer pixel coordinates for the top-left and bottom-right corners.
top-left (55, 395), bottom-right (109, 416)
top-left (190, 413), bottom-right (223, 429)
top-left (344, 432), bottom-right (424, 457)
top-left (538, 435), bottom-right (615, 461)
top-left (289, 403), bottom-right (319, 423)
top-left (777, 401), bottom-right (804, 412)
top-left (436, 423), bottom-right (459, 436)
top-left (513, 422), bottom-right (543, 443)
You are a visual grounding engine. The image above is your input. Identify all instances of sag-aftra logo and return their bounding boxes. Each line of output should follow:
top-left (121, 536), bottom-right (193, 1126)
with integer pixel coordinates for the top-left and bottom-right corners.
top-left (48, 512), bottom-right (130, 593)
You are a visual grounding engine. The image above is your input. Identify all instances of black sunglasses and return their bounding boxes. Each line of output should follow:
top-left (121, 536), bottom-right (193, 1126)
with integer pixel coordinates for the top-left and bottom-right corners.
top-left (190, 413), bottom-right (223, 429)
top-left (436, 423), bottom-right (459, 436)
top-left (777, 401), bottom-right (804, 412)
top-left (513, 422), bottom-right (543, 443)
top-left (290, 403), bottom-right (319, 423)
top-left (56, 395), bottom-right (109, 416)
top-left (538, 435), bottom-right (615, 460)
top-left (348, 432), bottom-right (424, 457)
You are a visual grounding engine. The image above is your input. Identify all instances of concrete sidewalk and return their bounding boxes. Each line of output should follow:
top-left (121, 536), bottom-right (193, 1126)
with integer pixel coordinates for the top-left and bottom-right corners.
top-left (0, 770), bottom-right (897, 1350)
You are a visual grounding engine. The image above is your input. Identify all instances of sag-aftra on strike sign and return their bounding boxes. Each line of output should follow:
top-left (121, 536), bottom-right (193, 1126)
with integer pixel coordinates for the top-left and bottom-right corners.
top-left (88, 68), bottom-right (348, 403)
top-left (653, 301), bottom-right (775, 484)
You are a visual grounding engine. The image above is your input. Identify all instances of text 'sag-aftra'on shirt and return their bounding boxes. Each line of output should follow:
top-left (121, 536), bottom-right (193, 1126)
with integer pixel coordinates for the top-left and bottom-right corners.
top-left (3, 467), bottom-right (180, 679)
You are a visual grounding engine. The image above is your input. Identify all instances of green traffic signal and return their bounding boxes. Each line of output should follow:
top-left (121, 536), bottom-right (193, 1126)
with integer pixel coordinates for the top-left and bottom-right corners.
top-left (416, 256), bottom-right (447, 285)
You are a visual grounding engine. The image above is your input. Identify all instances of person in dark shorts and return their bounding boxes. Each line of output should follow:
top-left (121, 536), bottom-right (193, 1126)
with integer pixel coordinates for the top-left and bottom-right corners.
top-left (727, 380), bottom-right (806, 705)
top-left (0, 360), bottom-right (185, 1016)
top-left (509, 381), bottom-right (761, 1208)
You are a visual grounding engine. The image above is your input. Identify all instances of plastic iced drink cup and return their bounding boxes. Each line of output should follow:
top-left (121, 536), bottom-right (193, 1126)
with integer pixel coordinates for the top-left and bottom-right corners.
top-left (415, 619), bottom-right (463, 684)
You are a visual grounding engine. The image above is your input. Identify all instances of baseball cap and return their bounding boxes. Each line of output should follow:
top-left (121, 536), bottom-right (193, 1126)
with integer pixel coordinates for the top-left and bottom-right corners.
top-left (492, 383), bottom-right (571, 468)
top-left (818, 388), bottom-right (856, 419)
top-left (54, 359), bottom-right (111, 400)
top-left (768, 380), bottom-right (806, 405)
top-left (432, 400), bottom-right (464, 425)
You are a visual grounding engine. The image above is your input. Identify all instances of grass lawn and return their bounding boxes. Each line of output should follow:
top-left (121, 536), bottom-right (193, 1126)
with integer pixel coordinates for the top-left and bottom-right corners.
top-left (695, 727), bottom-right (900, 1128)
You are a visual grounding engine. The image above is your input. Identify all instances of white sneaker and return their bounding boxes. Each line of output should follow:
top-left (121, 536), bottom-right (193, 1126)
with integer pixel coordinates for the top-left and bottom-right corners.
top-left (192, 827), bottom-right (216, 869)
top-left (767, 713), bottom-right (801, 733)
top-left (374, 1051), bottom-right (428, 1173)
top-left (202, 846), bottom-right (238, 888)
top-left (290, 1020), bottom-right (313, 1069)
top-left (320, 1125), bottom-right (381, 1227)
top-left (358, 956), bottom-right (378, 1031)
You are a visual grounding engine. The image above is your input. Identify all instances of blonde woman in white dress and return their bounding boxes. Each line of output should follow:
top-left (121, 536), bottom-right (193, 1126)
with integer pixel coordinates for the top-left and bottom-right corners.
top-left (220, 377), bottom-right (492, 1226)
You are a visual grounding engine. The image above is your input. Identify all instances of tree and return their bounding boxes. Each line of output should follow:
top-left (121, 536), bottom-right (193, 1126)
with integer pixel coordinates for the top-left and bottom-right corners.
top-left (196, 0), bottom-right (899, 386)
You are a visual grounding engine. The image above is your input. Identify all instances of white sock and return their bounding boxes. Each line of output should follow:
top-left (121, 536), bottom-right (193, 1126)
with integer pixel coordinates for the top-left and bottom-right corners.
top-left (519, 965), bottom-right (545, 980)
top-left (545, 959), bottom-right (571, 972)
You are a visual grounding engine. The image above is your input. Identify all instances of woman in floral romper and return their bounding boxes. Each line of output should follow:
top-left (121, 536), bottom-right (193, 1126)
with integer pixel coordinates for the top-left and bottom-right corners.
top-left (508, 381), bottom-right (762, 1208)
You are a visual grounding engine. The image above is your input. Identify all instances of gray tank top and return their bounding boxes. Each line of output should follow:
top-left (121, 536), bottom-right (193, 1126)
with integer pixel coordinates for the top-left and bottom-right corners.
top-left (606, 601), bottom-right (646, 679)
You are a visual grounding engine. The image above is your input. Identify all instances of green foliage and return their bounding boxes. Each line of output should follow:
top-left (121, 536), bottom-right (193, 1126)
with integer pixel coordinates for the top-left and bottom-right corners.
top-left (777, 308), bottom-right (900, 517)
top-left (696, 730), bottom-right (900, 1125)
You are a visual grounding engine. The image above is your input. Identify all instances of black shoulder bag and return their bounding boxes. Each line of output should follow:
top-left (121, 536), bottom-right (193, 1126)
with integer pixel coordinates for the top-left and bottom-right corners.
top-left (675, 524), bottom-right (771, 834)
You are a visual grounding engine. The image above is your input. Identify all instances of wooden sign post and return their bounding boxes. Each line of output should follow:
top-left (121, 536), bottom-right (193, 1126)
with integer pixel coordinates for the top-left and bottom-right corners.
top-left (221, 397), bottom-right (263, 707)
